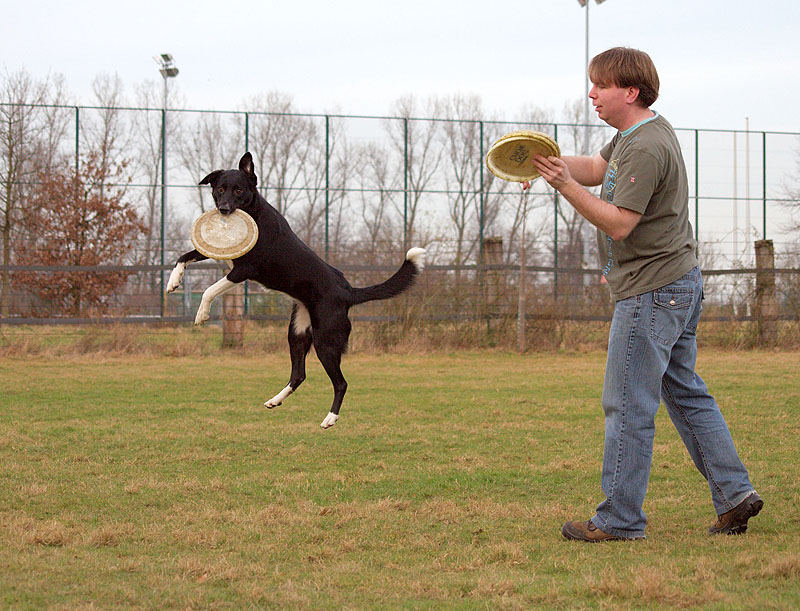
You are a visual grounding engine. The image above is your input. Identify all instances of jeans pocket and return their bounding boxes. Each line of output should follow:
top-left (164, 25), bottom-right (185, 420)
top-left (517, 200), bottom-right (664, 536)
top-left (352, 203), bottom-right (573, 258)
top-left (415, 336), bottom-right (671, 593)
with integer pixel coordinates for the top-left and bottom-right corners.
top-left (650, 288), bottom-right (693, 345)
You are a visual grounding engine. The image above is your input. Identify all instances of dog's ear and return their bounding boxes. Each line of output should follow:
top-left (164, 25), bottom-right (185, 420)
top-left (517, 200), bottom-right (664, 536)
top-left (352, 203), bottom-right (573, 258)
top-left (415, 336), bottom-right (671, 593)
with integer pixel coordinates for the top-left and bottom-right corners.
top-left (199, 170), bottom-right (223, 186)
top-left (239, 152), bottom-right (257, 186)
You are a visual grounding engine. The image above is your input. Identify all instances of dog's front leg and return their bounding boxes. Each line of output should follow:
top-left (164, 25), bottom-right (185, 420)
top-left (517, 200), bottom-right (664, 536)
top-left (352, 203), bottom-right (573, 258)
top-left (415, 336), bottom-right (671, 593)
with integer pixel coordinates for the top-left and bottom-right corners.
top-left (166, 262), bottom-right (187, 293)
top-left (195, 277), bottom-right (237, 325)
top-left (166, 250), bottom-right (208, 293)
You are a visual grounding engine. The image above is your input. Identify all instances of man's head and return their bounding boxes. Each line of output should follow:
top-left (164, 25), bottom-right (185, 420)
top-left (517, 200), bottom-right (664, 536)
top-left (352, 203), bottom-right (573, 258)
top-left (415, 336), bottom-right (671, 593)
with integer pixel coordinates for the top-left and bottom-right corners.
top-left (589, 47), bottom-right (659, 108)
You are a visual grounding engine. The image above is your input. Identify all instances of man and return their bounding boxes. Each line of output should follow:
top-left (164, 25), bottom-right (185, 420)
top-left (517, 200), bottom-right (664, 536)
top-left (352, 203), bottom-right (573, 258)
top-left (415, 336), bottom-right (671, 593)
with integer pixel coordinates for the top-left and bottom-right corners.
top-left (526, 47), bottom-right (762, 541)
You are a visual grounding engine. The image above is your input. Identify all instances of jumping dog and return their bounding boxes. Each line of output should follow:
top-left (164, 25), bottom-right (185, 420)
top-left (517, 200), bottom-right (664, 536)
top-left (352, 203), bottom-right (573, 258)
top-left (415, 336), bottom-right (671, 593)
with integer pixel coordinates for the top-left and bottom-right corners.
top-left (166, 152), bottom-right (425, 429)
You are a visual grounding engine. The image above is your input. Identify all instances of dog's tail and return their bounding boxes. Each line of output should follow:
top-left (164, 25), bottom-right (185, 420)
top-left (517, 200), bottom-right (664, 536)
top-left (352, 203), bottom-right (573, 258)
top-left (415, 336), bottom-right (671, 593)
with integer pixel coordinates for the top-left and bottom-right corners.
top-left (350, 248), bottom-right (426, 306)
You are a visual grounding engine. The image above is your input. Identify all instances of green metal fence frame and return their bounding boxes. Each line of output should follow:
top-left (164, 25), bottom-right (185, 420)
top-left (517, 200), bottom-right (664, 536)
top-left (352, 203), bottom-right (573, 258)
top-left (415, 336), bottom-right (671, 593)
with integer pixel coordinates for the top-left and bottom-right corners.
top-left (2, 102), bottom-right (799, 322)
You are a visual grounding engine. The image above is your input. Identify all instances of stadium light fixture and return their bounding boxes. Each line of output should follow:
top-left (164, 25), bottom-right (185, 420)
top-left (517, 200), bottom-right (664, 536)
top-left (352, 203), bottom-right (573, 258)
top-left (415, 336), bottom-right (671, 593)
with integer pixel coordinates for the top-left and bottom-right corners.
top-left (156, 53), bottom-right (180, 79)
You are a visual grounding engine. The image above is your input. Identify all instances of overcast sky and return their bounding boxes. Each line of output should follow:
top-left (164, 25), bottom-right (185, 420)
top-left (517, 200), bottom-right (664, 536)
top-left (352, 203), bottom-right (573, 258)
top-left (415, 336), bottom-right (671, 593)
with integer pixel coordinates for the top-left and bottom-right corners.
top-left (2, 0), bottom-right (799, 133)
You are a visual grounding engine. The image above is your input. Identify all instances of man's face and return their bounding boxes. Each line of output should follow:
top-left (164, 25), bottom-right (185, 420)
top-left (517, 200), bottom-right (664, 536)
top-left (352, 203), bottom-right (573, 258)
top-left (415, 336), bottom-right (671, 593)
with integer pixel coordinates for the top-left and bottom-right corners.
top-left (588, 82), bottom-right (639, 129)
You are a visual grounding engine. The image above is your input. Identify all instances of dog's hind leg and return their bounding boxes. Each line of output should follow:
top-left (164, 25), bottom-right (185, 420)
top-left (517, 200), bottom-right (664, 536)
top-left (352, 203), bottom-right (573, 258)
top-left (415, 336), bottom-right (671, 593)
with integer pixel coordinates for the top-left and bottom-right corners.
top-left (266, 301), bottom-right (313, 408)
top-left (313, 314), bottom-right (351, 429)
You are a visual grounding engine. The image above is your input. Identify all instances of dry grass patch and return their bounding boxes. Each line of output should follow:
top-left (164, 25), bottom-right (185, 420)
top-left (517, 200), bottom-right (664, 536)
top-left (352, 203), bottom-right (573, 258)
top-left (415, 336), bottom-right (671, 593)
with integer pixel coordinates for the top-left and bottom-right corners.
top-left (762, 554), bottom-right (800, 580)
top-left (25, 519), bottom-right (70, 547)
top-left (1, 350), bottom-right (798, 608)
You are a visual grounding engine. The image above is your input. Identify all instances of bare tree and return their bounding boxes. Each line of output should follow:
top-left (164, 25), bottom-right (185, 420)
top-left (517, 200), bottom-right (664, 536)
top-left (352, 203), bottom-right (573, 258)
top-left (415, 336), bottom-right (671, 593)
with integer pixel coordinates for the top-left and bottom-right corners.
top-left (385, 96), bottom-right (442, 250)
top-left (131, 80), bottom-right (184, 267)
top-left (38, 74), bottom-right (72, 172)
top-left (242, 94), bottom-right (353, 258)
top-left (438, 94), bottom-right (488, 270)
top-left (300, 117), bottom-right (353, 257)
top-left (322, 120), bottom-right (355, 259)
top-left (550, 99), bottom-right (609, 301)
top-left (353, 141), bottom-right (400, 260)
top-left (780, 135), bottom-right (800, 235)
top-left (176, 111), bottom-right (240, 215)
top-left (84, 73), bottom-right (130, 184)
top-left (0, 69), bottom-right (68, 316)
top-left (244, 92), bottom-right (314, 219)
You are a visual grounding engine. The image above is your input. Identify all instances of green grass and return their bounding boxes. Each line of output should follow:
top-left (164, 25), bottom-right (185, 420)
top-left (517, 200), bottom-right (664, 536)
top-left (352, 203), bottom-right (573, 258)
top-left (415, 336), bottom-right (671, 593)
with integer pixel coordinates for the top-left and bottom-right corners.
top-left (1, 349), bottom-right (799, 608)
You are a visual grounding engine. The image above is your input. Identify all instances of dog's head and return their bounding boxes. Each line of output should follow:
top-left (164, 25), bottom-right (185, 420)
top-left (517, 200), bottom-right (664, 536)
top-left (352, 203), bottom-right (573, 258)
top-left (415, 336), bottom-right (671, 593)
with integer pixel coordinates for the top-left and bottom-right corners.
top-left (199, 152), bottom-right (258, 215)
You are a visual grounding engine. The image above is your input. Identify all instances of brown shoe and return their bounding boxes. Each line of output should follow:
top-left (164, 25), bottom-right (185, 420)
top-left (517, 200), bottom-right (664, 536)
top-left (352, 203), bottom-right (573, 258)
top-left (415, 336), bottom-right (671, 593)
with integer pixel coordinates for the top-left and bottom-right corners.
top-left (561, 520), bottom-right (643, 542)
top-left (709, 492), bottom-right (763, 535)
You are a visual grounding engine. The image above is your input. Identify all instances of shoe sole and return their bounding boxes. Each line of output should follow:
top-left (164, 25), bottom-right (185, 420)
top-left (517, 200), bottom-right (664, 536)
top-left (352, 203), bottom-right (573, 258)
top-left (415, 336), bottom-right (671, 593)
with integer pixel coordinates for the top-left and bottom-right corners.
top-left (710, 496), bottom-right (764, 535)
top-left (561, 522), bottom-right (644, 542)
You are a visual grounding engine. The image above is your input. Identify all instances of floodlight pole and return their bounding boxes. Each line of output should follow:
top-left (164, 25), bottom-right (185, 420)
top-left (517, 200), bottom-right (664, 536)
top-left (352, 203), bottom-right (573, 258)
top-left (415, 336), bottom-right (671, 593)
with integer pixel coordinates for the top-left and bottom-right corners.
top-left (155, 54), bottom-right (179, 316)
top-left (579, 0), bottom-right (607, 154)
top-left (583, 0), bottom-right (590, 143)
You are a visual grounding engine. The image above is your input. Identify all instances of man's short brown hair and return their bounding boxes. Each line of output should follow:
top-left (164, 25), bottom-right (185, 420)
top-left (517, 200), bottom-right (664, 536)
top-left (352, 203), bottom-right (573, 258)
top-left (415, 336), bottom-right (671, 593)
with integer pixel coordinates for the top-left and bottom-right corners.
top-left (588, 47), bottom-right (660, 108)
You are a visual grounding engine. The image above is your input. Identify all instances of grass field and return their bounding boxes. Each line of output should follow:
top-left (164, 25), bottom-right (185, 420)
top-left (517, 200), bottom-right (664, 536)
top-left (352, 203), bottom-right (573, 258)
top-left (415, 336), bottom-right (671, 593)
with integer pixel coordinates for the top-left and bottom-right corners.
top-left (1, 348), bottom-right (799, 608)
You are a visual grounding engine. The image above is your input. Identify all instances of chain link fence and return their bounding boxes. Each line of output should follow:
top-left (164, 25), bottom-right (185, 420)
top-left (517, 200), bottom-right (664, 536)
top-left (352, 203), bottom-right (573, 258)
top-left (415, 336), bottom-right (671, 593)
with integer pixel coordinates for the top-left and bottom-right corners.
top-left (1, 103), bottom-right (799, 349)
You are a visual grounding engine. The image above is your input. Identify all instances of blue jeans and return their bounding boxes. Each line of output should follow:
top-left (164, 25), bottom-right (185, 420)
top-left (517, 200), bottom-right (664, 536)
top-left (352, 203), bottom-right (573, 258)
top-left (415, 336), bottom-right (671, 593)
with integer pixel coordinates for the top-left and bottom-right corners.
top-left (592, 267), bottom-right (755, 538)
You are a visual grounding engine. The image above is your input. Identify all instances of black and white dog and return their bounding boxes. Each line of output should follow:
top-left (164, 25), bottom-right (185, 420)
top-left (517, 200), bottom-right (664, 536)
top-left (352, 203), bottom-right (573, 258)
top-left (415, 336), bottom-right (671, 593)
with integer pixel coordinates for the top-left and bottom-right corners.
top-left (166, 152), bottom-right (425, 429)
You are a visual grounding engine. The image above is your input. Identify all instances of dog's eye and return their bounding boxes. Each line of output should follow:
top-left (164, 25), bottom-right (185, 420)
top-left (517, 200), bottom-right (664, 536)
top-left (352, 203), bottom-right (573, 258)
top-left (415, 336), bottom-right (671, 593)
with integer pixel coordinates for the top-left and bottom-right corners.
top-left (216, 187), bottom-right (224, 194)
top-left (234, 188), bottom-right (243, 195)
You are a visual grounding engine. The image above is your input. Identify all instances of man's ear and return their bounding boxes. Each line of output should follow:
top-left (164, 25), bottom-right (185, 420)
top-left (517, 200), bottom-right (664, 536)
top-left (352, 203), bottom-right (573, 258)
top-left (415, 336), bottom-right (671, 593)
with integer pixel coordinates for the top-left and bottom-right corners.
top-left (199, 170), bottom-right (223, 186)
top-left (625, 86), bottom-right (641, 105)
top-left (239, 152), bottom-right (257, 186)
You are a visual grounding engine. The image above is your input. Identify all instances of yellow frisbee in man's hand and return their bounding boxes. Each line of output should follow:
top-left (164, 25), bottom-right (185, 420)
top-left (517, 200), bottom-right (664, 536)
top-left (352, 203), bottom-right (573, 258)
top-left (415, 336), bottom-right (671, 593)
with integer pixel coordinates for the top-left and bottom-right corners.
top-left (486, 130), bottom-right (560, 182)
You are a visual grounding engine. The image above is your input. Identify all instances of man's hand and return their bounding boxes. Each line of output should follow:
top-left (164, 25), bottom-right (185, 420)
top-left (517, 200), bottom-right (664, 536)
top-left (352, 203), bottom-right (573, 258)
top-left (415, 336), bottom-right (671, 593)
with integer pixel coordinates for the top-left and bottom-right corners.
top-left (531, 155), bottom-right (573, 190)
top-left (521, 155), bottom-right (577, 192)
top-left (521, 153), bottom-right (607, 192)
top-left (520, 154), bottom-right (642, 241)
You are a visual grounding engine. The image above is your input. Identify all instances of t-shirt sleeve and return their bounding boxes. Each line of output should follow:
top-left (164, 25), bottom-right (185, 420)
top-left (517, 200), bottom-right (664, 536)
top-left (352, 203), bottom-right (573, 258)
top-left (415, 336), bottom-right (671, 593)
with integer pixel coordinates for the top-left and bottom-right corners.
top-left (600, 138), bottom-right (615, 162)
top-left (608, 147), bottom-right (660, 214)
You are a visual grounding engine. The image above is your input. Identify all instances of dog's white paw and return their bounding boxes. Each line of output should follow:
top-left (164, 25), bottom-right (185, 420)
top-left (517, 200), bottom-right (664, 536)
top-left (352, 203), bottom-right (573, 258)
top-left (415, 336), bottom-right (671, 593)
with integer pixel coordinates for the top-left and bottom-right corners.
top-left (166, 263), bottom-right (185, 293)
top-left (265, 385), bottom-right (293, 408)
top-left (194, 305), bottom-right (210, 326)
top-left (320, 412), bottom-right (338, 429)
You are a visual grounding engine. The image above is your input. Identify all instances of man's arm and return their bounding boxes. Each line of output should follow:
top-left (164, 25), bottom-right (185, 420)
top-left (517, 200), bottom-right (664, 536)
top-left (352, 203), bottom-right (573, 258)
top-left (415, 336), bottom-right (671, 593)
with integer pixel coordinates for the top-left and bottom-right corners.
top-left (531, 155), bottom-right (642, 241)
top-left (561, 153), bottom-right (608, 187)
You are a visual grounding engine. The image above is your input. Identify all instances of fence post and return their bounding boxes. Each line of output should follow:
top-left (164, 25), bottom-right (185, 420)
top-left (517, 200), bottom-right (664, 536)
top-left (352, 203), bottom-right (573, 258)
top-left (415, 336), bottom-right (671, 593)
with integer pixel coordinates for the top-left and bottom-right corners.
top-left (762, 130), bottom-right (767, 239)
top-left (694, 129), bottom-right (700, 255)
top-left (324, 114), bottom-right (330, 261)
top-left (74, 106), bottom-right (80, 172)
top-left (244, 112), bottom-right (250, 316)
top-left (222, 281), bottom-right (245, 348)
top-left (404, 117), bottom-right (409, 251)
top-left (553, 124), bottom-right (559, 299)
top-left (517, 192), bottom-right (528, 352)
top-left (754, 239), bottom-right (777, 346)
top-left (479, 120), bottom-right (485, 264)
top-left (481, 237), bottom-right (503, 332)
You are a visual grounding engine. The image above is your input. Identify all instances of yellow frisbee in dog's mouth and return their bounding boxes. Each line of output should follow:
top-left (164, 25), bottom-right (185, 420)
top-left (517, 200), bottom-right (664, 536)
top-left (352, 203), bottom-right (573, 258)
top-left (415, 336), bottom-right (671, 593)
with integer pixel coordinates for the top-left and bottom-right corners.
top-left (191, 209), bottom-right (258, 260)
top-left (486, 130), bottom-right (560, 182)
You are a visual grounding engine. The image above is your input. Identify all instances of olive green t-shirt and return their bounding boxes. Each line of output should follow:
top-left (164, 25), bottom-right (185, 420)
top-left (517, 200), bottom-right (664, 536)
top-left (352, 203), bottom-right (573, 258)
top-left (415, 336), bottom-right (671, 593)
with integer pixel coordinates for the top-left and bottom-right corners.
top-left (598, 113), bottom-right (698, 301)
